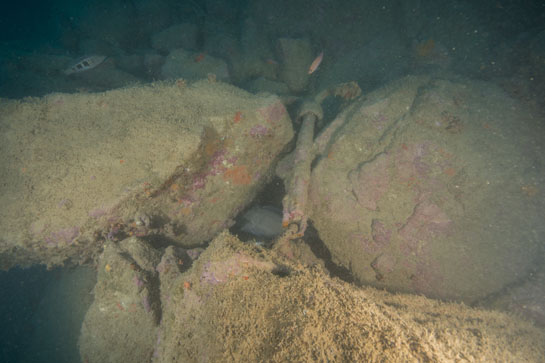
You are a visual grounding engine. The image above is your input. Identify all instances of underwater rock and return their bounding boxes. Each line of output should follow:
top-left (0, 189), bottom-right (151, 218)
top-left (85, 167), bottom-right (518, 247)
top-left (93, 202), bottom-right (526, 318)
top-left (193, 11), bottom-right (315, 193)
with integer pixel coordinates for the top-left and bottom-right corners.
top-left (79, 238), bottom-right (159, 363)
top-left (309, 75), bottom-right (545, 303)
top-left (151, 231), bottom-right (545, 362)
top-left (0, 80), bottom-right (293, 269)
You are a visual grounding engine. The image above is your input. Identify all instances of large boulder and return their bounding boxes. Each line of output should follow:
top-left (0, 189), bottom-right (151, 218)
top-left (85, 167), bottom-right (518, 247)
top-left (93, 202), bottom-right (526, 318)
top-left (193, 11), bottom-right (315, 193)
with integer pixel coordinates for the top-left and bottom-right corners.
top-left (0, 80), bottom-right (293, 269)
top-left (309, 75), bottom-right (545, 303)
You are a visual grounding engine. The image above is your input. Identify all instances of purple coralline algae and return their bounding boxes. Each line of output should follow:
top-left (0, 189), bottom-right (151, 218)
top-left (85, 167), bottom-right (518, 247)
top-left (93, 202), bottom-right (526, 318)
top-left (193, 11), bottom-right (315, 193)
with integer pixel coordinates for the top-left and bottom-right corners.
top-left (44, 226), bottom-right (79, 246)
top-left (249, 125), bottom-right (272, 137)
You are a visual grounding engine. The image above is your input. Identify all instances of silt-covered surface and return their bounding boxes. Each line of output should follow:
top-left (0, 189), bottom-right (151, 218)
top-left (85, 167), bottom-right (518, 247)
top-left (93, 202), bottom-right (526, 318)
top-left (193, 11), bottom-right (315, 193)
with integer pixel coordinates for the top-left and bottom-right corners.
top-left (0, 80), bottom-right (293, 269)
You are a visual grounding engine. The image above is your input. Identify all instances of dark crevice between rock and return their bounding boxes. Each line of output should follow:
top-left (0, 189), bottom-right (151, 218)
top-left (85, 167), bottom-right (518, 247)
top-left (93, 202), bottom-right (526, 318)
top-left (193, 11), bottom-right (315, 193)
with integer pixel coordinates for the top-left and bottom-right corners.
top-left (302, 222), bottom-right (354, 284)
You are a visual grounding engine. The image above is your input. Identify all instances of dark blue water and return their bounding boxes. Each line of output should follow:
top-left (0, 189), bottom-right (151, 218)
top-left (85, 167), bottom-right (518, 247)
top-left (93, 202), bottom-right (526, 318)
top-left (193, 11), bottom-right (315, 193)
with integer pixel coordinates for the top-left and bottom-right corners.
top-left (0, 265), bottom-right (95, 363)
top-left (0, 267), bottom-right (50, 362)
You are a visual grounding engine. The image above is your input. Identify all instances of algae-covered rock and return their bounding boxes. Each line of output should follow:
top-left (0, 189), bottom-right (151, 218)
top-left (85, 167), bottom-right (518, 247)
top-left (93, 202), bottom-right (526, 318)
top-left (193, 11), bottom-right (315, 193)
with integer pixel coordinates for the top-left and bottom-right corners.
top-left (78, 232), bottom-right (545, 362)
top-left (309, 75), bottom-right (545, 303)
top-left (0, 80), bottom-right (293, 269)
top-left (79, 237), bottom-right (160, 363)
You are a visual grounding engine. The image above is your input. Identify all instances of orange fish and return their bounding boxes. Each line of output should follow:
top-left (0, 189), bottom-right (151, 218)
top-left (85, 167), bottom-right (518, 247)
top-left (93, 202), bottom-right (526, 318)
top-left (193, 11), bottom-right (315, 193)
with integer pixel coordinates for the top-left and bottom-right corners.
top-left (308, 51), bottom-right (324, 74)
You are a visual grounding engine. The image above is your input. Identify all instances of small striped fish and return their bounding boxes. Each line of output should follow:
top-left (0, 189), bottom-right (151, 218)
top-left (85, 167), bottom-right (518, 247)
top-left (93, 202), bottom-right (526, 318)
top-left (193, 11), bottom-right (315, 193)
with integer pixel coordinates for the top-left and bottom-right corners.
top-left (64, 55), bottom-right (106, 75)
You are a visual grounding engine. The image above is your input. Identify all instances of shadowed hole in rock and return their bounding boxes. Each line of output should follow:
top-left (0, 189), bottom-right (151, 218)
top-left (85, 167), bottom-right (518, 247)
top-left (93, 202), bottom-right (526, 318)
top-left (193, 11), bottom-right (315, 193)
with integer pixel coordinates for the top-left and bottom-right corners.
top-left (302, 222), bottom-right (355, 284)
top-left (271, 265), bottom-right (291, 277)
top-left (230, 176), bottom-right (285, 243)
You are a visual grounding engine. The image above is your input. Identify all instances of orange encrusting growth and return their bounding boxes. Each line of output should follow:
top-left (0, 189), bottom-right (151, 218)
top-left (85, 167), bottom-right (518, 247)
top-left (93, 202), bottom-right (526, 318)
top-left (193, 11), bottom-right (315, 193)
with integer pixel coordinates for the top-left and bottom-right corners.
top-left (223, 165), bottom-right (252, 185)
top-left (234, 111), bottom-right (243, 123)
